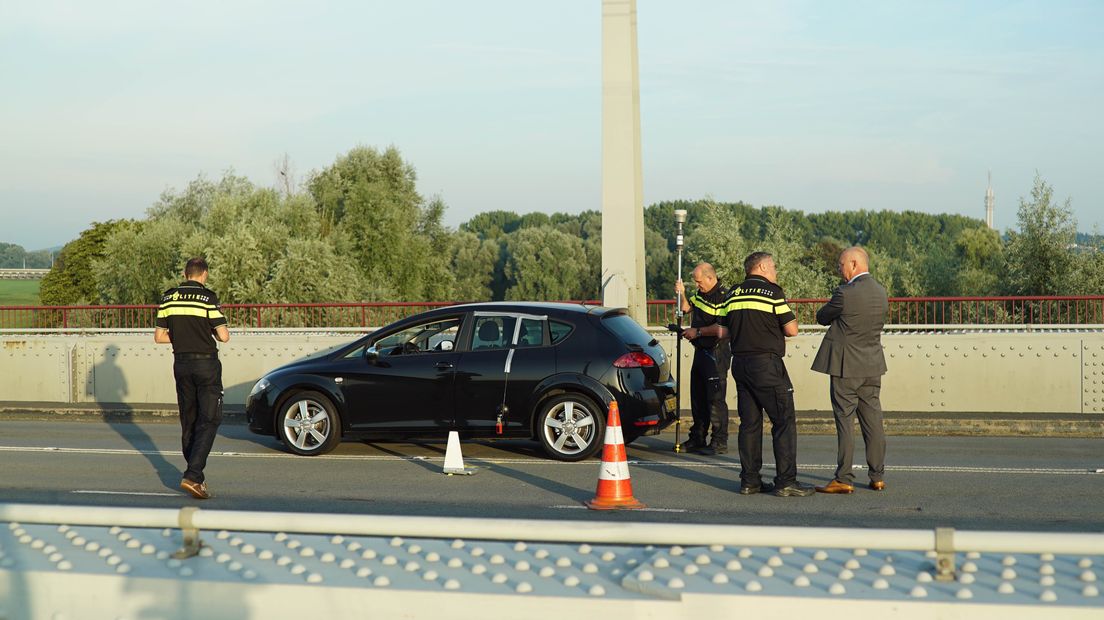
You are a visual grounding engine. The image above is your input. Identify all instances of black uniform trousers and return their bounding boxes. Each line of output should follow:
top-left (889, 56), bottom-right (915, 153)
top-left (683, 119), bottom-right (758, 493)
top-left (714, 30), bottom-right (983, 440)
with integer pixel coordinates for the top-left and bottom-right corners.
top-left (173, 357), bottom-right (224, 484)
top-left (688, 341), bottom-right (731, 448)
top-left (731, 353), bottom-right (798, 488)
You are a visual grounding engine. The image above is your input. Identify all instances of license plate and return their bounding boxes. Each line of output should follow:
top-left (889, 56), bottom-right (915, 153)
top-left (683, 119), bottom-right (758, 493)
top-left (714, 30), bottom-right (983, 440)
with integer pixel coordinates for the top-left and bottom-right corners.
top-left (664, 395), bottom-right (678, 413)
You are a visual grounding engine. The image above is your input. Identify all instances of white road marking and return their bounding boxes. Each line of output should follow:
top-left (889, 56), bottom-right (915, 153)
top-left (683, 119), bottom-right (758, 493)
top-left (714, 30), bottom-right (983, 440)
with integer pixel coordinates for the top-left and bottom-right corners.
top-left (0, 445), bottom-right (1099, 475)
top-left (551, 505), bottom-right (688, 513)
top-left (72, 490), bottom-right (180, 497)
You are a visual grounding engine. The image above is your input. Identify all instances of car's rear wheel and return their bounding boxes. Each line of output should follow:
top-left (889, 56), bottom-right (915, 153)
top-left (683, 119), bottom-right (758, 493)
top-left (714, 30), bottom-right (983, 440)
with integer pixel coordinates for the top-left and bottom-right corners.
top-left (536, 393), bottom-right (605, 461)
top-left (277, 390), bottom-right (342, 456)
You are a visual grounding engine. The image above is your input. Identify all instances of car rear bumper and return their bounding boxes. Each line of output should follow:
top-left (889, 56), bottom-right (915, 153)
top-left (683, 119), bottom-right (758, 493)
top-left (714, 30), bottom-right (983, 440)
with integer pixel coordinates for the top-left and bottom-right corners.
top-left (618, 380), bottom-right (678, 434)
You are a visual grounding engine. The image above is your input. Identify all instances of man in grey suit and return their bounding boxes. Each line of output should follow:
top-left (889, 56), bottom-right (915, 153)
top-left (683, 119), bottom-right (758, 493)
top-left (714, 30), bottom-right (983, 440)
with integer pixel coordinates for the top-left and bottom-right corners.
top-left (812, 247), bottom-right (889, 493)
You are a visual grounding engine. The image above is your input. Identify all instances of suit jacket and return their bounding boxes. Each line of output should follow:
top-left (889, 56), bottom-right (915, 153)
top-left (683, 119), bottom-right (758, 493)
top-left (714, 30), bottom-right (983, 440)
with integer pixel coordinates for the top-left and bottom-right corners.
top-left (811, 273), bottom-right (888, 378)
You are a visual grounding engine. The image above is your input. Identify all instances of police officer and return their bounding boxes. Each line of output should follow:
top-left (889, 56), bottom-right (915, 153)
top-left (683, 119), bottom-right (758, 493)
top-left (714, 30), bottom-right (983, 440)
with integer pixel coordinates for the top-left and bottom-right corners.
top-left (693, 252), bottom-right (814, 497)
top-left (154, 257), bottom-right (230, 500)
top-left (674, 262), bottom-right (731, 455)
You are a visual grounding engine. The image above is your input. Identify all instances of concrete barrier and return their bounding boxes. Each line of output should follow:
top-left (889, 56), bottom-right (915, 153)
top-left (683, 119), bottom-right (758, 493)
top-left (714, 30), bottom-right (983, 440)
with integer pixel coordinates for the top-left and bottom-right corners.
top-left (1, 329), bottom-right (1102, 414)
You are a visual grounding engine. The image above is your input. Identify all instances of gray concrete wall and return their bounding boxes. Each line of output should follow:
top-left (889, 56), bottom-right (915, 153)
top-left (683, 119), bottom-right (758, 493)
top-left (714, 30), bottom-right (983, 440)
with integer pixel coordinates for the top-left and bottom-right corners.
top-left (2, 331), bottom-right (1102, 414)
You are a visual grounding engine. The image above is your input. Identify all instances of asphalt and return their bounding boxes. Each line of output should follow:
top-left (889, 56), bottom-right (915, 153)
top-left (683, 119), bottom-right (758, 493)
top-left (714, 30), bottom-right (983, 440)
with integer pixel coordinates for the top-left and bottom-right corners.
top-left (0, 402), bottom-right (1100, 438)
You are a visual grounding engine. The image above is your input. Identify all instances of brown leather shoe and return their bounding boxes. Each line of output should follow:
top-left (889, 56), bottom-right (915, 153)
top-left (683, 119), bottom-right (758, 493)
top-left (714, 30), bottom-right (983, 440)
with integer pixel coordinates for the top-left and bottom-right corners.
top-left (815, 479), bottom-right (855, 494)
top-left (180, 479), bottom-right (210, 500)
top-left (869, 480), bottom-right (886, 491)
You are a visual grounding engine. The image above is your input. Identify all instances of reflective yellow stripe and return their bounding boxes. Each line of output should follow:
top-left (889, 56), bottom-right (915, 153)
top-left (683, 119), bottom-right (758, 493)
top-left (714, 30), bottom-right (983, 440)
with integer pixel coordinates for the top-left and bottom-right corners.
top-left (157, 307), bottom-right (209, 319)
top-left (209, 310), bottom-right (225, 319)
top-left (729, 294), bottom-right (780, 305)
top-left (775, 303), bottom-right (793, 315)
top-left (723, 300), bottom-right (777, 314)
top-left (689, 295), bottom-right (725, 316)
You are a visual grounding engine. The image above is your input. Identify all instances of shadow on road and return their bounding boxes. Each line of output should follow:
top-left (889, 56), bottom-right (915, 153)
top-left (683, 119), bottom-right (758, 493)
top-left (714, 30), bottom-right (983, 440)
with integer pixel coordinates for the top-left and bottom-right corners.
top-left (96, 345), bottom-right (181, 492)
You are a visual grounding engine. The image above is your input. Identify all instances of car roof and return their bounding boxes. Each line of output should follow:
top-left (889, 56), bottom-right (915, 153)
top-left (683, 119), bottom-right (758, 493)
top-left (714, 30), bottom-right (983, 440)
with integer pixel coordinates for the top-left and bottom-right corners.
top-left (439, 301), bottom-right (621, 317)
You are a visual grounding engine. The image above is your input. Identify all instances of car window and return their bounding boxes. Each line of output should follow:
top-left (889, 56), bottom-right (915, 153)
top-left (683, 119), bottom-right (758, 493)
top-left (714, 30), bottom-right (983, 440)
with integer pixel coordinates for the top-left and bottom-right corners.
top-left (600, 313), bottom-right (650, 346)
top-left (374, 317), bottom-right (461, 355)
top-left (516, 317), bottom-right (544, 347)
top-left (549, 320), bottom-right (573, 344)
top-left (470, 315), bottom-right (516, 350)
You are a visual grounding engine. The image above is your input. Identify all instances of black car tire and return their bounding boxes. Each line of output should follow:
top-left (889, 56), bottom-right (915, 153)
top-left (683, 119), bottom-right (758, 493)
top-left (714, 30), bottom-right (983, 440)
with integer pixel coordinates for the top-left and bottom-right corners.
top-left (277, 390), bottom-right (342, 456)
top-left (536, 393), bottom-right (606, 462)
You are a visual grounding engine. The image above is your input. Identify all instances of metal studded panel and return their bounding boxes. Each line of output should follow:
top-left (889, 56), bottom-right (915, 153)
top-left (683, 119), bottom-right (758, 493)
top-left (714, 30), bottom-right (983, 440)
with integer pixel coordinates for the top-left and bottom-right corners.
top-left (73, 334), bottom-right (360, 405)
top-left (2, 332), bottom-right (1102, 413)
top-left (0, 338), bottom-right (70, 402)
top-left (1084, 342), bottom-right (1104, 414)
top-left (1, 522), bottom-right (1100, 618)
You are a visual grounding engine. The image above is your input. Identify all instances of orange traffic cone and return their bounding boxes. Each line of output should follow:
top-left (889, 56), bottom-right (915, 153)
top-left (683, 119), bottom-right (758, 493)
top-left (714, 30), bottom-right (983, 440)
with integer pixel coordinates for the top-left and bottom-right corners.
top-left (584, 400), bottom-right (645, 510)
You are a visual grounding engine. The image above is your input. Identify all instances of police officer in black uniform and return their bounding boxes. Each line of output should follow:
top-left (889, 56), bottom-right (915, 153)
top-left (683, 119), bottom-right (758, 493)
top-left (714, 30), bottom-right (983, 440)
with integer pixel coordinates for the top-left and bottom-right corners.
top-left (154, 257), bottom-right (230, 500)
top-left (693, 252), bottom-right (814, 497)
top-left (674, 262), bottom-right (731, 455)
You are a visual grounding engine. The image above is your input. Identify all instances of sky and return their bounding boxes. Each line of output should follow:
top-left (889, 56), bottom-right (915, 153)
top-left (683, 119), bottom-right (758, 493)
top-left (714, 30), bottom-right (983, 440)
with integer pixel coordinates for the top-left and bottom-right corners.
top-left (2, 0), bottom-right (1102, 251)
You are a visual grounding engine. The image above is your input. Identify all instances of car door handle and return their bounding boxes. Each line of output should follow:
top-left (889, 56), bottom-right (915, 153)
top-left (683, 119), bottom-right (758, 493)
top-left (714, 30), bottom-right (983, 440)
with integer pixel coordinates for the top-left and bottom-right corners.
top-left (435, 362), bottom-right (454, 370)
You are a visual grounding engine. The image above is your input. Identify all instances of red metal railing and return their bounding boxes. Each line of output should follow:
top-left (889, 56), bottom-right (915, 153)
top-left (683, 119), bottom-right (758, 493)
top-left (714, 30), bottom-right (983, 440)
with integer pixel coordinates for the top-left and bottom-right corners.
top-left (655, 296), bottom-right (1104, 327)
top-left (2, 297), bottom-right (1103, 330)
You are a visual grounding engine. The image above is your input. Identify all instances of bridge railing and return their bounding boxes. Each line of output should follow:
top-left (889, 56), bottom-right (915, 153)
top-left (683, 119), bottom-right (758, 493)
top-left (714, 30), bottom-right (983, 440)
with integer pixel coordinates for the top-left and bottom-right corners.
top-left (2, 296), bottom-right (1103, 330)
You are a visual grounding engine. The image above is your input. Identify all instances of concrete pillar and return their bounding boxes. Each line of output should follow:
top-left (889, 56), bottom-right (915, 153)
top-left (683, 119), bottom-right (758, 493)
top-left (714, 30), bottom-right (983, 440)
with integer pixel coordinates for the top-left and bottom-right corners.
top-left (601, 0), bottom-right (647, 324)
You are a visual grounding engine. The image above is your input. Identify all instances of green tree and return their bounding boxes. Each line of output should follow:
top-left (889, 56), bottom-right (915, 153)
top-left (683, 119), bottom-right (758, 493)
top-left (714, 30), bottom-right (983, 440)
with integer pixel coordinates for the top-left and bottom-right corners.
top-left (40, 220), bottom-right (135, 305)
top-left (951, 227), bottom-right (1003, 296)
top-left (25, 249), bottom-right (53, 268)
top-left (0, 243), bottom-right (25, 268)
top-left (867, 247), bottom-right (925, 297)
top-left (1004, 174), bottom-right (1077, 295)
top-left (684, 200), bottom-right (752, 285)
top-left (307, 146), bottom-right (453, 300)
top-left (550, 210), bottom-right (601, 301)
top-left (94, 218), bottom-right (191, 304)
top-left (756, 207), bottom-right (836, 299)
top-left (460, 210), bottom-right (521, 240)
top-left (644, 227), bottom-right (674, 300)
top-left (1069, 239), bottom-right (1104, 297)
top-left (265, 237), bottom-right (366, 305)
top-left (448, 231), bottom-right (498, 301)
top-left (503, 226), bottom-right (590, 300)
top-left (147, 173), bottom-right (254, 223)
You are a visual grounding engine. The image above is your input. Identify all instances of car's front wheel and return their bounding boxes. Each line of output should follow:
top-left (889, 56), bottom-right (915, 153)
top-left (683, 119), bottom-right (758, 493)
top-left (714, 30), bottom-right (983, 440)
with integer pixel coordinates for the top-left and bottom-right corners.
top-left (536, 393), bottom-right (605, 461)
top-left (277, 390), bottom-right (342, 456)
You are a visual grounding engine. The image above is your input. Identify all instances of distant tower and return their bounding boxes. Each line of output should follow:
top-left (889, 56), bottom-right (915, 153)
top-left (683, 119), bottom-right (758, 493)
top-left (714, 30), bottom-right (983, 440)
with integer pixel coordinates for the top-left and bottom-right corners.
top-left (985, 171), bottom-right (995, 230)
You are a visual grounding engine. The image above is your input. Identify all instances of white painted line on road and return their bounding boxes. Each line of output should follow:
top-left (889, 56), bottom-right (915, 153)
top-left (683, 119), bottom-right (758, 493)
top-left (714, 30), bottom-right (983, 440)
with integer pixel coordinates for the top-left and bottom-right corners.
top-left (550, 505), bottom-right (689, 513)
top-left (1, 445), bottom-right (1100, 475)
top-left (72, 490), bottom-right (180, 497)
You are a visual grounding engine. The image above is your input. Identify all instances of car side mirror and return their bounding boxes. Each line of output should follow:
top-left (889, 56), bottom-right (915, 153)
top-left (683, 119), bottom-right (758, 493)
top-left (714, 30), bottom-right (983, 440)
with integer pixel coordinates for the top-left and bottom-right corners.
top-left (364, 346), bottom-right (380, 362)
top-left (438, 340), bottom-right (454, 351)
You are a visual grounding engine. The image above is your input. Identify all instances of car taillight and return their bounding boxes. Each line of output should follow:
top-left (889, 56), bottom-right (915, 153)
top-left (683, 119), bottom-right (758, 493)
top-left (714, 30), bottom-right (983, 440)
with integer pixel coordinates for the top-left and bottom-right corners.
top-left (613, 352), bottom-right (656, 368)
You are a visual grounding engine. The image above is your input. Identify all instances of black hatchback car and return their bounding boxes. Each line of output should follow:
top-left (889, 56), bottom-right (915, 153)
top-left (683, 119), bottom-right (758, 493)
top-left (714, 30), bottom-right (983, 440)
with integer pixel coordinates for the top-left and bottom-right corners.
top-left (246, 302), bottom-right (677, 461)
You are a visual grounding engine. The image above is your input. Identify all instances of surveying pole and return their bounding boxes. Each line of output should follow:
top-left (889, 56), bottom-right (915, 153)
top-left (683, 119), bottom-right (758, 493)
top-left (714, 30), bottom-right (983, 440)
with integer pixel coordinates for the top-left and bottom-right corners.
top-left (671, 209), bottom-right (687, 453)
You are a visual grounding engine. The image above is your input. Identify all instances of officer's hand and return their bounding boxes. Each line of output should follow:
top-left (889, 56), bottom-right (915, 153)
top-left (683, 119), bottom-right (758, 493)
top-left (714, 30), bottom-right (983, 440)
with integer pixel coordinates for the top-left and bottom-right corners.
top-left (683, 327), bottom-right (698, 340)
top-left (674, 279), bottom-right (684, 295)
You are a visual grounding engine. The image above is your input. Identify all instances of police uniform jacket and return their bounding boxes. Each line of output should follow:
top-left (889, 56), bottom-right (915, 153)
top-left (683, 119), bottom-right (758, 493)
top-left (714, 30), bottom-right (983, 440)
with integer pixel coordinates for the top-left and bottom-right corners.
top-left (721, 275), bottom-right (796, 356)
top-left (155, 280), bottom-right (228, 355)
top-left (686, 282), bottom-right (728, 350)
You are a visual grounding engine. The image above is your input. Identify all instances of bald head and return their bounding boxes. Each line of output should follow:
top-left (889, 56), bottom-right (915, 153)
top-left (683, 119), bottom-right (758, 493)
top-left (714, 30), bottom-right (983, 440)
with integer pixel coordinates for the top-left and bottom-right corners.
top-left (691, 262), bottom-right (719, 293)
top-left (838, 246), bottom-right (870, 282)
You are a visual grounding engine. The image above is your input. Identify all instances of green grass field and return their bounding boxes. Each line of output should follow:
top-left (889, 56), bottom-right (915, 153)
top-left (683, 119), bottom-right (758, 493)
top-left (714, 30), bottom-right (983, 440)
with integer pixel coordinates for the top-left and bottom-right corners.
top-left (0, 280), bottom-right (42, 305)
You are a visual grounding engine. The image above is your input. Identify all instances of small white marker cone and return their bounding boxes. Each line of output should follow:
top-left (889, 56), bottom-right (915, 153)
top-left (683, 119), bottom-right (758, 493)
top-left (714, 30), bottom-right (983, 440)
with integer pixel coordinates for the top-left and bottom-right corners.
top-left (443, 431), bottom-right (475, 475)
